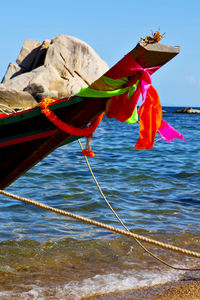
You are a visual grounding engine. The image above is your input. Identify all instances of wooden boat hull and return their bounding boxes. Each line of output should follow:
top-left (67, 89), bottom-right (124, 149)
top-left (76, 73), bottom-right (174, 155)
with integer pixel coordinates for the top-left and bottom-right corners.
top-left (0, 41), bottom-right (180, 189)
top-left (0, 97), bottom-right (107, 189)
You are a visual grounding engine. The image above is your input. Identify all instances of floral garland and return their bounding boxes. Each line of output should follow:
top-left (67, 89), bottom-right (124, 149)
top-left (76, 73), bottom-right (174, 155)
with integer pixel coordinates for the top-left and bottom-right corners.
top-left (40, 98), bottom-right (104, 157)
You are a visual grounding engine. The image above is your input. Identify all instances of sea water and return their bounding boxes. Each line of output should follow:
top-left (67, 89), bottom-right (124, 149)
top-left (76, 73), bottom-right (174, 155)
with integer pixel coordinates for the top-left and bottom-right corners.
top-left (0, 107), bottom-right (200, 299)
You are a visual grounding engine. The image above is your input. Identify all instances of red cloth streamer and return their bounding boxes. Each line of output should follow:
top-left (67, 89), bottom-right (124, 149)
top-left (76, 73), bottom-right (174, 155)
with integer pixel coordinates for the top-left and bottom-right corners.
top-left (106, 88), bottom-right (141, 122)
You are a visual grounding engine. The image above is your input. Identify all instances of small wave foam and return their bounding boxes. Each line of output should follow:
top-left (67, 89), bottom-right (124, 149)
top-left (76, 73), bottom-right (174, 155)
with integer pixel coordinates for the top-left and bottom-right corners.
top-left (59, 268), bottom-right (182, 299)
top-left (0, 267), bottom-right (183, 299)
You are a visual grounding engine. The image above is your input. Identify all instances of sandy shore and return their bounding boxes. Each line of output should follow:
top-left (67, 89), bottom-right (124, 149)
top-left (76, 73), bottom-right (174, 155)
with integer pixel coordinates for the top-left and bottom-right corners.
top-left (83, 278), bottom-right (200, 299)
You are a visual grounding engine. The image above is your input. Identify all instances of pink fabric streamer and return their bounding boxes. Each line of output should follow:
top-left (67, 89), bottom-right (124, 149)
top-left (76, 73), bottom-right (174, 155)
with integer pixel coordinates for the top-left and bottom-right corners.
top-left (158, 120), bottom-right (187, 143)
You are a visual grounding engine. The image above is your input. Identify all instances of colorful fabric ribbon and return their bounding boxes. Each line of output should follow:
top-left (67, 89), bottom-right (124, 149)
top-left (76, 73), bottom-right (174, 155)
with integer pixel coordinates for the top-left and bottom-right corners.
top-left (76, 80), bottom-right (139, 123)
top-left (104, 54), bottom-right (185, 149)
top-left (158, 120), bottom-right (186, 143)
top-left (76, 53), bottom-right (185, 150)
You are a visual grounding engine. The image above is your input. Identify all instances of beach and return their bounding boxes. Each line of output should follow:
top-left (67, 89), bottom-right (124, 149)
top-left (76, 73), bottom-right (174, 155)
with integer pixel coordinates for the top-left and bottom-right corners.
top-left (83, 278), bottom-right (200, 299)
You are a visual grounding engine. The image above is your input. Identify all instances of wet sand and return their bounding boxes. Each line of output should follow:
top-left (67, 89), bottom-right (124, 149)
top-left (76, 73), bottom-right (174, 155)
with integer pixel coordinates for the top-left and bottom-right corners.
top-left (83, 278), bottom-right (200, 299)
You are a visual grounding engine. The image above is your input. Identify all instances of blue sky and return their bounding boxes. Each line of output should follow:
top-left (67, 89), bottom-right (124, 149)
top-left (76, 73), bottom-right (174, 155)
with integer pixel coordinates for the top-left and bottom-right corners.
top-left (1, 0), bottom-right (200, 107)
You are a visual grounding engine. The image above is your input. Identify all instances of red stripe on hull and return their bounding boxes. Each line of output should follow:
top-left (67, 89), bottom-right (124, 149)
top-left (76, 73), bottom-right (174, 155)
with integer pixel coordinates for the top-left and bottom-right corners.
top-left (0, 129), bottom-right (58, 148)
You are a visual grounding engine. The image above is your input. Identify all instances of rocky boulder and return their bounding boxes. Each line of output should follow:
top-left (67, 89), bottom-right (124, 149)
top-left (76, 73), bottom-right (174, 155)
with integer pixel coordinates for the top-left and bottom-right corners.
top-left (0, 35), bottom-right (108, 112)
top-left (174, 107), bottom-right (200, 114)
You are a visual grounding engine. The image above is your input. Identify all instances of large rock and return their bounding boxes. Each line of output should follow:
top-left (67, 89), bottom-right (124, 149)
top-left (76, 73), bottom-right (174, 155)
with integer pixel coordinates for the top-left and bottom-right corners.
top-left (174, 107), bottom-right (200, 114)
top-left (0, 35), bottom-right (108, 110)
top-left (16, 38), bottom-right (43, 69)
top-left (1, 63), bottom-right (21, 83)
top-left (0, 87), bottom-right (37, 110)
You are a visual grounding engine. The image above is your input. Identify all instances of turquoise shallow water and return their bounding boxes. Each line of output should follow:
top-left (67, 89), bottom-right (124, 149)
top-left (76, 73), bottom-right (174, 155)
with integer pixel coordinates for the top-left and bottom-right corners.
top-left (0, 107), bottom-right (200, 299)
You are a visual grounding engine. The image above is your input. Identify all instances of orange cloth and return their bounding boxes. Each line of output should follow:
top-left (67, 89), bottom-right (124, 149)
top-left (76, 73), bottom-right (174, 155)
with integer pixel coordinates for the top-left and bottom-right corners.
top-left (135, 85), bottom-right (162, 149)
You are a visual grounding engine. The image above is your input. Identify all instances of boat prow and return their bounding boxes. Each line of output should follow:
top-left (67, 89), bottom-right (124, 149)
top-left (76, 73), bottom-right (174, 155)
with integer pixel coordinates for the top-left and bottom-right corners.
top-left (0, 41), bottom-right (180, 189)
